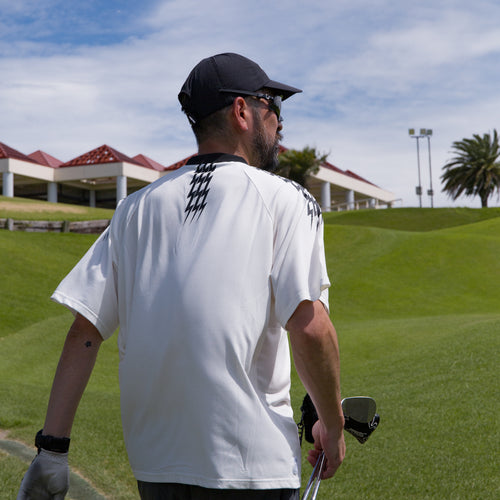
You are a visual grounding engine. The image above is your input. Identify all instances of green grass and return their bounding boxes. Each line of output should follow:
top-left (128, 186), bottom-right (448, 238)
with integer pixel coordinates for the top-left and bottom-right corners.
top-left (0, 231), bottom-right (99, 337)
top-left (0, 195), bottom-right (114, 221)
top-left (314, 314), bottom-right (499, 499)
top-left (0, 451), bottom-right (28, 499)
top-left (291, 209), bottom-right (500, 499)
top-left (324, 207), bottom-right (500, 232)
top-left (1, 205), bottom-right (499, 499)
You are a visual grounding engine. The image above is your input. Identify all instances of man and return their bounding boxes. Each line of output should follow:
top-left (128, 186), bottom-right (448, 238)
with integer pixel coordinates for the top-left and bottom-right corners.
top-left (18, 52), bottom-right (345, 500)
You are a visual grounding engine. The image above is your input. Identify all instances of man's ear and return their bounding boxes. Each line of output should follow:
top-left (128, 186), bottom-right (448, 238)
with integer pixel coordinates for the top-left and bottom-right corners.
top-left (230, 96), bottom-right (252, 132)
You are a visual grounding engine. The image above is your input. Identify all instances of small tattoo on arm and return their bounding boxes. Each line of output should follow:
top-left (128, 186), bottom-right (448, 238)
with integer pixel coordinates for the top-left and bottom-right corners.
top-left (85, 341), bottom-right (92, 348)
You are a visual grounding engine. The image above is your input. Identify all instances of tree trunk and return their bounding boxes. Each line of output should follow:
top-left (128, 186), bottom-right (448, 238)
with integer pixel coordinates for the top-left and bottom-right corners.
top-left (481, 194), bottom-right (488, 208)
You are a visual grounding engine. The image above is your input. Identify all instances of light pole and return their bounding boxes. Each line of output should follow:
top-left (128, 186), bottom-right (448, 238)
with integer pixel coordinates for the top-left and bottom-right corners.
top-left (420, 128), bottom-right (434, 208)
top-left (409, 129), bottom-right (423, 207)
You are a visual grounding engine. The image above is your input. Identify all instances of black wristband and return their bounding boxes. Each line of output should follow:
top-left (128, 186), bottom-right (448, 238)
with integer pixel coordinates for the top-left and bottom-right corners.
top-left (35, 429), bottom-right (70, 453)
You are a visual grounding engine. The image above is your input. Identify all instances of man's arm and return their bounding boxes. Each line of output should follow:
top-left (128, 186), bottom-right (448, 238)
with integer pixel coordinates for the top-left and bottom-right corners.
top-left (43, 313), bottom-right (103, 437)
top-left (287, 299), bottom-right (345, 479)
top-left (17, 313), bottom-right (103, 499)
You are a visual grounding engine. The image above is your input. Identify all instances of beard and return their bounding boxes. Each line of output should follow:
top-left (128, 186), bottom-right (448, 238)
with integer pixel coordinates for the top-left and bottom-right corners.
top-left (251, 108), bottom-right (282, 171)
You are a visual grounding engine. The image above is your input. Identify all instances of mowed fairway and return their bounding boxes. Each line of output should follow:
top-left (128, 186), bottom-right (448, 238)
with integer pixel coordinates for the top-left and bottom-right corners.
top-left (1, 203), bottom-right (499, 499)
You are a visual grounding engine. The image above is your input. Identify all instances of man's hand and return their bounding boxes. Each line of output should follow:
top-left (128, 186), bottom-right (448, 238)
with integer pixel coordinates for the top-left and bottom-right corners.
top-left (307, 420), bottom-right (346, 480)
top-left (17, 450), bottom-right (69, 500)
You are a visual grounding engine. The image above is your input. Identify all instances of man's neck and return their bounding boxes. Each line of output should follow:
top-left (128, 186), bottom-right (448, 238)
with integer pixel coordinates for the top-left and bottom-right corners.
top-left (197, 139), bottom-right (251, 165)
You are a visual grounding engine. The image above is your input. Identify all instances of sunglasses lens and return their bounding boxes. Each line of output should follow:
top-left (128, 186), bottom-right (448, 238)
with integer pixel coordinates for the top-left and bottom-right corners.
top-left (270, 95), bottom-right (282, 121)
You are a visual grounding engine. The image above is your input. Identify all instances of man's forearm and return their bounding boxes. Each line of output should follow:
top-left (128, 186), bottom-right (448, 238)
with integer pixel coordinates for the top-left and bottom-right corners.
top-left (288, 299), bottom-right (345, 479)
top-left (287, 300), bottom-right (343, 429)
top-left (43, 314), bottom-right (103, 438)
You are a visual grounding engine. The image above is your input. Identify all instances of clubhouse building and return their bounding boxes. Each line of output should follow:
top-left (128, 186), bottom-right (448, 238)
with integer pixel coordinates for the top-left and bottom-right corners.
top-left (0, 141), bottom-right (397, 211)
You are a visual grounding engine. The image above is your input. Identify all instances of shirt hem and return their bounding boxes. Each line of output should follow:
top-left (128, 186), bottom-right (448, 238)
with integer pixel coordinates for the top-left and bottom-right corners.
top-left (132, 471), bottom-right (301, 490)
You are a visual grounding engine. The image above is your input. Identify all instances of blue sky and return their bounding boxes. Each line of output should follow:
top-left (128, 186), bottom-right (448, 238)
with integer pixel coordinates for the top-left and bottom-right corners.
top-left (1, 0), bottom-right (500, 207)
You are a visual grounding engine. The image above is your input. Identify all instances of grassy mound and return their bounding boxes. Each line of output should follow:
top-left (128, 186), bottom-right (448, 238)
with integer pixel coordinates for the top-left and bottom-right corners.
top-left (324, 206), bottom-right (500, 232)
top-left (1, 207), bottom-right (499, 499)
top-left (0, 195), bottom-right (114, 221)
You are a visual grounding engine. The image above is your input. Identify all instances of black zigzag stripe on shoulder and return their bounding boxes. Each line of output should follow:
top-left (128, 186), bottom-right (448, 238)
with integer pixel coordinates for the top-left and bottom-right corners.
top-left (265, 171), bottom-right (322, 229)
top-left (184, 163), bottom-right (217, 222)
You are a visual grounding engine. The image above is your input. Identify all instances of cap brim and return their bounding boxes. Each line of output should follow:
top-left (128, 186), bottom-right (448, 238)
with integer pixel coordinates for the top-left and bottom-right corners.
top-left (265, 79), bottom-right (302, 100)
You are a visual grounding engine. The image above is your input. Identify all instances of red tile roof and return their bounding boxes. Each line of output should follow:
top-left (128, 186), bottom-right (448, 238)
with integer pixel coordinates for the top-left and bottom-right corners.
top-left (62, 144), bottom-right (142, 167)
top-left (132, 154), bottom-right (167, 172)
top-left (164, 154), bottom-right (196, 171)
top-left (0, 141), bottom-right (38, 164)
top-left (28, 150), bottom-right (64, 168)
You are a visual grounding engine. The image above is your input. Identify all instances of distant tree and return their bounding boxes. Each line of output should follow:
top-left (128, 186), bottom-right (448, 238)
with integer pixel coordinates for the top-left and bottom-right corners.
top-left (276, 146), bottom-right (328, 188)
top-left (441, 130), bottom-right (500, 207)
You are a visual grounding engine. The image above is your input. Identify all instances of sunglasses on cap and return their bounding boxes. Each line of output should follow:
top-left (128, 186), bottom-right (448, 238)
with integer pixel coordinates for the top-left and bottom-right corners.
top-left (220, 89), bottom-right (283, 122)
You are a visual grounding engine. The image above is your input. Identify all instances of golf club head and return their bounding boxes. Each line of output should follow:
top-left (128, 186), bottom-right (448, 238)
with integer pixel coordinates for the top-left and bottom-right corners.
top-left (342, 396), bottom-right (380, 444)
top-left (300, 396), bottom-right (380, 500)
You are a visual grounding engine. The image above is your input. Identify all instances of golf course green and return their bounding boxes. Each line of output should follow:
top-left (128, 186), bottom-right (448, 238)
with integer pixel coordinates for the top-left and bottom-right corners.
top-left (1, 201), bottom-right (498, 499)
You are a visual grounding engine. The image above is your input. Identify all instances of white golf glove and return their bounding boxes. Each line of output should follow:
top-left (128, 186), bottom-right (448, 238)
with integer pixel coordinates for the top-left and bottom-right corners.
top-left (17, 449), bottom-right (69, 500)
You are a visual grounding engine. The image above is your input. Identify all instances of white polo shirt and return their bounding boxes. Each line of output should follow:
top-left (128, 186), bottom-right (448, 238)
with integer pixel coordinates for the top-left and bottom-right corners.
top-left (52, 154), bottom-right (330, 489)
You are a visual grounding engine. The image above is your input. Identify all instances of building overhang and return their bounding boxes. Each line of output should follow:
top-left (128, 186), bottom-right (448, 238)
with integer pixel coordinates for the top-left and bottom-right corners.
top-left (1, 158), bottom-right (162, 192)
top-left (312, 165), bottom-right (396, 204)
top-left (55, 162), bottom-right (160, 184)
top-left (0, 158), bottom-right (55, 181)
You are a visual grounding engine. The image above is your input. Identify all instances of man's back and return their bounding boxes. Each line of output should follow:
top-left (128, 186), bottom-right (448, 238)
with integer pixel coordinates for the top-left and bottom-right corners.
top-left (114, 156), bottom-right (302, 487)
top-left (53, 154), bottom-right (327, 488)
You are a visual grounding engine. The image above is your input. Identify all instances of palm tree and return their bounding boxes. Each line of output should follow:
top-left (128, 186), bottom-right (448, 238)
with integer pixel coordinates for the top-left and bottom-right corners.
top-left (441, 130), bottom-right (500, 207)
top-left (276, 146), bottom-right (328, 188)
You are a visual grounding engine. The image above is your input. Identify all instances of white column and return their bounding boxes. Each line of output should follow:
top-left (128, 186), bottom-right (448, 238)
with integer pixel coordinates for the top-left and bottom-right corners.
top-left (3, 172), bottom-right (14, 197)
top-left (321, 181), bottom-right (331, 212)
top-left (346, 189), bottom-right (355, 210)
top-left (116, 175), bottom-right (127, 205)
top-left (47, 182), bottom-right (58, 203)
top-left (89, 190), bottom-right (96, 208)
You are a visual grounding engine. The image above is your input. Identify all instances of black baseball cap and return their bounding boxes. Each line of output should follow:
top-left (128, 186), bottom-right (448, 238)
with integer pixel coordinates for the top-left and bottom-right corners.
top-left (178, 53), bottom-right (302, 124)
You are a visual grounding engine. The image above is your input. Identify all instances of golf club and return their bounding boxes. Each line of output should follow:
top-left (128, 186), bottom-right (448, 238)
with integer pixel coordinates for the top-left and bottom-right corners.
top-left (301, 396), bottom-right (380, 500)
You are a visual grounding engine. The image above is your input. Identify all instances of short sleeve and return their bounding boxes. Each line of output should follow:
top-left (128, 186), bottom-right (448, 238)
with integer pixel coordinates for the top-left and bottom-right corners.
top-left (271, 183), bottom-right (331, 328)
top-left (51, 227), bottom-right (119, 339)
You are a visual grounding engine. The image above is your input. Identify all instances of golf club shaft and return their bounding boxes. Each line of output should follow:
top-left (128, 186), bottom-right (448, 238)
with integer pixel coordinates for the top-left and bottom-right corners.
top-left (301, 451), bottom-right (325, 500)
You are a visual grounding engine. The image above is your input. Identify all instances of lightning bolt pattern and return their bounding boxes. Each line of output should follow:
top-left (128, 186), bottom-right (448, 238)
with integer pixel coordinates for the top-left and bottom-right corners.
top-left (184, 163), bottom-right (217, 222)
